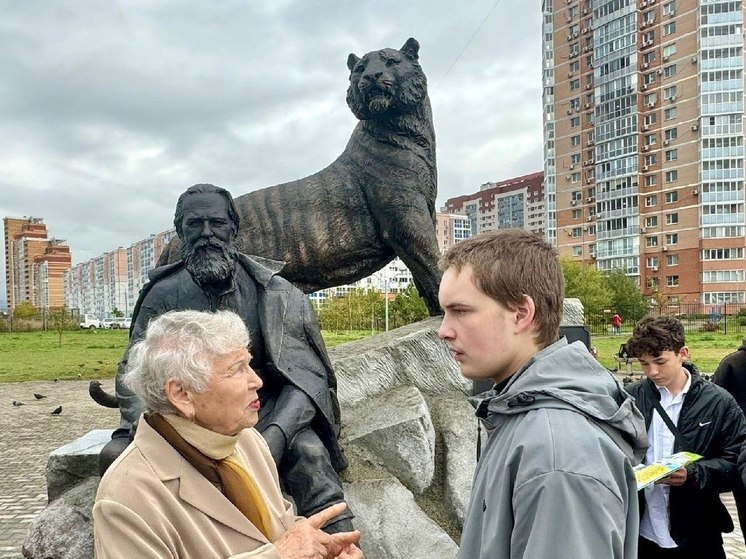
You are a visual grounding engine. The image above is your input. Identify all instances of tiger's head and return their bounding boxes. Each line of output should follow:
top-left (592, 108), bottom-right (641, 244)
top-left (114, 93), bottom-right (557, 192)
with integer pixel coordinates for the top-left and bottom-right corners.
top-left (346, 38), bottom-right (428, 121)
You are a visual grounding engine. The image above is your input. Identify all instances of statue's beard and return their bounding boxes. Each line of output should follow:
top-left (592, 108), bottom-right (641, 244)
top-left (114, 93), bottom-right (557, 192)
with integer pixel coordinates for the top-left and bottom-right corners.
top-left (182, 239), bottom-right (239, 287)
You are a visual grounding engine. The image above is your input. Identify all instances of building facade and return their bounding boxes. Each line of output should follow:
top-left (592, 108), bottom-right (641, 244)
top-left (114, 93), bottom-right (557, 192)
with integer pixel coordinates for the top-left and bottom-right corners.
top-left (442, 172), bottom-right (546, 236)
top-left (544, 0), bottom-right (746, 306)
top-left (3, 217), bottom-right (71, 311)
top-left (64, 229), bottom-right (176, 319)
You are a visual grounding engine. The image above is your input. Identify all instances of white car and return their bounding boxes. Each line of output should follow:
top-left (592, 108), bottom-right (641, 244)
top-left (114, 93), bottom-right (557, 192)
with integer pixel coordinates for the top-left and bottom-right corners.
top-left (103, 317), bottom-right (132, 330)
top-left (79, 314), bottom-right (102, 329)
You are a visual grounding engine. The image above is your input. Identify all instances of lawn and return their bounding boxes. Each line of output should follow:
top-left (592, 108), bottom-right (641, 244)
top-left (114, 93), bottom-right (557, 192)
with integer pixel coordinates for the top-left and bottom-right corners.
top-left (0, 329), bottom-right (376, 383)
top-left (593, 331), bottom-right (744, 375)
top-left (1, 328), bottom-right (742, 383)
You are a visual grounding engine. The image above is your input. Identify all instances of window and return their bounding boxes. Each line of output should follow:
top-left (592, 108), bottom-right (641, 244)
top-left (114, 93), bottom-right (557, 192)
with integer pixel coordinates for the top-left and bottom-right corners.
top-left (664, 86), bottom-right (678, 100)
top-left (666, 213), bottom-right (679, 225)
top-left (667, 275), bottom-right (680, 287)
top-left (648, 277), bottom-right (660, 289)
top-left (572, 246), bottom-right (583, 257)
top-left (664, 127), bottom-right (678, 141)
top-left (571, 172), bottom-right (581, 183)
top-left (569, 43), bottom-right (579, 57)
top-left (666, 233), bottom-right (679, 244)
top-left (572, 191), bottom-right (582, 201)
top-left (663, 1), bottom-right (676, 16)
top-left (571, 153), bottom-right (581, 164)
top-left (570, 79), bottom-right (580, 91)
top-left (644, 72), bottom-right (656, 85)
top-left (645, 216), bottom-right (659, 228)
top-left (572, 227), bottom-right (582, 237)
top-left (663, 22), bottom-right (676, 36)
top-left (665, 149), bottom-right (678, 162)
top-left (646, 175), bottom-right (658, 187)
top-left (571, 116), bottom-right (580, 127)
top-left (645, 92), bottom-right (658, 105)
top-left (663, 44), bottom-right (677, 59)
top-left (663, 64), bottom-right (677, 78)
top-left (665, 170), bottom-right (678, 183)
top-left (570, 97), bottom-right (580, 110)
top-left (647, 257), bottom-right (659, 268)
top-left (572, 209), bottom-right (582, 219)
top-left (569, 61), bottom-right (580, 73)
top-left (643, 52), bottom-right (656, 65)
top-left (571, 135), bottom-right (581, 147)
top-left (643, 30), bottom-right (655, 46)
top-left (646, 236), bottom-right (659, 247)
top-left (646, 195), bottom-right (658, 207)
top-left (645, 133), bottom-right (657, 146)
top-left (644, 113), bottom-right (657, 126)
top-left (665, 191), bottom-right (678, 203)
top-left (664, 107), bottom-right (677, 120)
top-left (645, 154), bottom-right (657, 166)
top-left (667, 254), bottom-right (679, 266)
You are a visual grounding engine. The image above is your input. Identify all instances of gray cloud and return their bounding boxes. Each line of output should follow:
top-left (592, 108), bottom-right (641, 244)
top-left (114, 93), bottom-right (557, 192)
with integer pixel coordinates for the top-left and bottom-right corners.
top-left (0, 0), bottom-right (542, 298)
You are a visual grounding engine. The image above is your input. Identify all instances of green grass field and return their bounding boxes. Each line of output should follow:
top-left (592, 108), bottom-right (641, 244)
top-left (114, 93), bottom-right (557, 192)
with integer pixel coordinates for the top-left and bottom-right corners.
top-left (0, 329), bottom-right (376, 383)
top-left (0, 328), bottom-right (742, 383)
top-left (593, 331), bottom-right (744, 374)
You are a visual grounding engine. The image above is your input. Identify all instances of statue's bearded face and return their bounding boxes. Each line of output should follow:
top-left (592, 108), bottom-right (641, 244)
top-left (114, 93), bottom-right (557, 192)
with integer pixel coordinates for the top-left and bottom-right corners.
top-left (179, 192), bottom-right (239, 286)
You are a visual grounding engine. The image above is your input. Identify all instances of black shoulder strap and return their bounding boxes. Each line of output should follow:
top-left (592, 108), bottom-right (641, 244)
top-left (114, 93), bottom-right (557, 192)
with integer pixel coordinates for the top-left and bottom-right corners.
top-left (644, 381), bottom-right (686, 449)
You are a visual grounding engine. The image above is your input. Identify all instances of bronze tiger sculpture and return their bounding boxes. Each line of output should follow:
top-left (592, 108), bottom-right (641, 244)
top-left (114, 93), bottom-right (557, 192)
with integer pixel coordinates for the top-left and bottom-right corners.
top-left (158, 38), bottom-right (442, 314)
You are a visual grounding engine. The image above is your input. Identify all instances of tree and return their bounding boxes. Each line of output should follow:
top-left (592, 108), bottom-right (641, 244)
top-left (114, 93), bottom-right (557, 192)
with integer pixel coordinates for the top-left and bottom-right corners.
top-left (603, 269), bottom-right (649, 322)
top-left (13, 301), bottom-right (37, 319)
top-left (49, 307), bottom-right (74, 347)
top-left (560, 258), bottom-right (612, 317)
top-left (111, 307), bottom-right (124, 318)
top-left (388, 284), bottom-right (429, 330)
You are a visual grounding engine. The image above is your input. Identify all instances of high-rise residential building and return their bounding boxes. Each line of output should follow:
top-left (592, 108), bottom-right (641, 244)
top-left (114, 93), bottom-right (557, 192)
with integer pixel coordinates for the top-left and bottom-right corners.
top-left (544, 0), bottom-right (745, 306)
top-left (435, 212), bottom-right (472, 253)
top-left (443, 171), bottom-right (546, 236)
top-left (3, 217), bottom-right (71, 311)
top-left (65, 229), bottom-right (176, 319)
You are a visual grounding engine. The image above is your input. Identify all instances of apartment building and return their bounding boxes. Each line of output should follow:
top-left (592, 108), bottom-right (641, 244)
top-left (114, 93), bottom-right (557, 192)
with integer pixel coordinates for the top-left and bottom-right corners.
top-left (3, 217), bottom-right (71, 311)
top-left (544, 0), bottom-right (745, 306)
top-left (65, 229), bottom-right (176, 318)
top-left (442, 172), bottom-right (546, 236)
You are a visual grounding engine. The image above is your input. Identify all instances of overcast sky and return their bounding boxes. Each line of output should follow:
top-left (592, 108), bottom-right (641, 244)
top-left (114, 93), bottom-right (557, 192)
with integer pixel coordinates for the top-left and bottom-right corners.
top-left (0, 0), bottom-right (543, 305)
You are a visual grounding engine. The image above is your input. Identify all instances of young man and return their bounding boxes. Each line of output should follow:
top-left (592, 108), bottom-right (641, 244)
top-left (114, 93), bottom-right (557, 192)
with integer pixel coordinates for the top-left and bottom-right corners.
top-left (438, 230), bottom-right (647, 559)
top-left (625, 316), bottom-right (746, 559)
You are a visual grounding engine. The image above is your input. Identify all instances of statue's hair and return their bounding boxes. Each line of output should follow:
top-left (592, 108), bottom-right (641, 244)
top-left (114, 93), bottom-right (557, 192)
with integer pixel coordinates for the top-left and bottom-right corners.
top-left (439, 229), bottom-right (564, 349)
top-left (124, 310), bottom-right (249, 415)
top-left (626, 315), bottom-right (686, 358)
top-left (173, 184), bottom-right (240, 238)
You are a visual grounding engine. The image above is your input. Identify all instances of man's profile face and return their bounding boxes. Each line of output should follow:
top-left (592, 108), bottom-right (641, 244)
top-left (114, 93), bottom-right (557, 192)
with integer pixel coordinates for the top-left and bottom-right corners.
top-left (180, 192), bottom-right (235, 249)
top-left (437, 264), bottom-right (526, 385)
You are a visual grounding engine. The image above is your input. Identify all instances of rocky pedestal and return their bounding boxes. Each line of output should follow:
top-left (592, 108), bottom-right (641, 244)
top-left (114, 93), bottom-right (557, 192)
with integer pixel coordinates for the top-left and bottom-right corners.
top-left (23, 301), bottom-right (587, 559)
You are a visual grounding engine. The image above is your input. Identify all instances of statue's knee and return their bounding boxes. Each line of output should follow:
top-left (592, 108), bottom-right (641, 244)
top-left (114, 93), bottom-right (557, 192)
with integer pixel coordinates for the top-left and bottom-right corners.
top-left (98, 431), bottom-right (131, 476)
top-left (287, 431), bottom-right (330, 466)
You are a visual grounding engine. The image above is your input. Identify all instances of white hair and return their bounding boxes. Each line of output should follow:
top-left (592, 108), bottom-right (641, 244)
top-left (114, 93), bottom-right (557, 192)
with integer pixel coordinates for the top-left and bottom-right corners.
top-left (124, 310), bottom-right (250, 415)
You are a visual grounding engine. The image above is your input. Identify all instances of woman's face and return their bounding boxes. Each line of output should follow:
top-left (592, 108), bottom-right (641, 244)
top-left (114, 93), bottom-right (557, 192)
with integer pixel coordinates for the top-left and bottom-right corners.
top-left (190, 347), bottom-right (263, 436)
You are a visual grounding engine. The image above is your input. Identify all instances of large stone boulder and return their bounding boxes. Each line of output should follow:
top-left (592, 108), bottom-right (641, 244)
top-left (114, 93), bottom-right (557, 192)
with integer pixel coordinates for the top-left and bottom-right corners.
top-left (46, 430), bottom-right (112, 501)
top-left (344, 478), bottom-right (458, 559)
top-left (343, 386), bottom-right (435, 494)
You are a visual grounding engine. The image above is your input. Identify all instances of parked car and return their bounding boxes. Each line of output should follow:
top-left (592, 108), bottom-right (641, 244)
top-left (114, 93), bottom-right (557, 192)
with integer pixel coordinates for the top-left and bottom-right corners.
top-left (102, 317), bottom-right (132, 330)
top-left (79, 314), bottom-right (102, 329)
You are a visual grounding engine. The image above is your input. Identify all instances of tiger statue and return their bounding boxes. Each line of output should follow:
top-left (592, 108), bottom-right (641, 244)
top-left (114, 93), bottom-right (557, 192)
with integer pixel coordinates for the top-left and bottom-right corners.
top-left (158, 38), bottom-right (442, 315)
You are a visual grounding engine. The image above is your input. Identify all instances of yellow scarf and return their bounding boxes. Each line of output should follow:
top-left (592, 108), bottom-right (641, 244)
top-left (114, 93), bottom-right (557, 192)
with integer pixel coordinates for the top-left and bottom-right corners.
top-left (146, 413), bottom-right (272, 540)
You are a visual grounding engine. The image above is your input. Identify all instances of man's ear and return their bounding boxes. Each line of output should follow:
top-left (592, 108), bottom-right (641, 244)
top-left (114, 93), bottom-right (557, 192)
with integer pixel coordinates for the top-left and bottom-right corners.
top-left (165, 377), bottom-right (194, 419)
top-left (514, 294), bottom-right (536, 334)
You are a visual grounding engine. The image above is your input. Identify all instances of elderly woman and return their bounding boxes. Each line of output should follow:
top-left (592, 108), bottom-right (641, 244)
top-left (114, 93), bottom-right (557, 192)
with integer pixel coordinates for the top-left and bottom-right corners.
top-left (93, 310), bottom-right (363, 559)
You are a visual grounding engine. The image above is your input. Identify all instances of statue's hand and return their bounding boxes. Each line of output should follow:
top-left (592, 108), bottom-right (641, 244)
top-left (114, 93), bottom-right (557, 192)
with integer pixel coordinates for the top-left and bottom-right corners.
top-left (262, 424), bottom-right (287, 464)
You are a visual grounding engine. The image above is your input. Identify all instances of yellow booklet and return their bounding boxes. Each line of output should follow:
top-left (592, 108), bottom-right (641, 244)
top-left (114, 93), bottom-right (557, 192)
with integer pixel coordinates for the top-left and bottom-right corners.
top-left (634, 451), bottom-right (703, 490)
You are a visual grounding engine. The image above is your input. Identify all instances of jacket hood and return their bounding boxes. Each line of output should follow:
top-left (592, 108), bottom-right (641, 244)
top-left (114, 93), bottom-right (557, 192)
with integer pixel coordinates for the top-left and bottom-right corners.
top-left (472, 338), bottom-right (648, 459)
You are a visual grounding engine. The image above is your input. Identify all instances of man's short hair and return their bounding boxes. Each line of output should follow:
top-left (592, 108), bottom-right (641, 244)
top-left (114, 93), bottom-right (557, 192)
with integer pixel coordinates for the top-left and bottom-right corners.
top-left (626, 315), bottom-right (685, 358)
top-left (439, 229), bottom-right (564, 348)
top-left (173, 183), bottom-right (241, 238)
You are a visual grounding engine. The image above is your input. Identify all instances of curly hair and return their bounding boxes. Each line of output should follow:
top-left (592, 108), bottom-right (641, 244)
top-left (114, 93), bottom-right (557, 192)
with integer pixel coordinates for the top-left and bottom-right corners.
top-left (626, 315), bottom-right (685, 358)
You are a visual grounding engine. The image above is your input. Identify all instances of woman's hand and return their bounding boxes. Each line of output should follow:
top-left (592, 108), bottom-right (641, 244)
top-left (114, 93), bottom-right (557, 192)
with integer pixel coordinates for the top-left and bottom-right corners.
top-left (274, 503), bottom-right (361, 559)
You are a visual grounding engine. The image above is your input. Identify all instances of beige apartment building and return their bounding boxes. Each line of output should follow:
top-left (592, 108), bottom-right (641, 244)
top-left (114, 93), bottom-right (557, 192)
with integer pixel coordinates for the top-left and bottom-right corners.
top-left (3, 217), bottom-right (72, 311)
top-left (443, 172), bottom-right (546, 236)
top-left (544, 0), bottom-right (745, 306)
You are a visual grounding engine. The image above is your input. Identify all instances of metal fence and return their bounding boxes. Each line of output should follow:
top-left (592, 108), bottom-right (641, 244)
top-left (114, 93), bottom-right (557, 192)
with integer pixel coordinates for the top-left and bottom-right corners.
top-left (0, 309), bottom-right (83, 333)
top-left (586, 303), bottom-right (746, 337)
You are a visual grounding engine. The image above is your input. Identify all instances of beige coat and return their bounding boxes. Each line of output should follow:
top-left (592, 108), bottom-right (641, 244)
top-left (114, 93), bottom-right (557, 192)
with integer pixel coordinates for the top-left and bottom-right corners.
top-left (93, 418), bottom-right (301, 558)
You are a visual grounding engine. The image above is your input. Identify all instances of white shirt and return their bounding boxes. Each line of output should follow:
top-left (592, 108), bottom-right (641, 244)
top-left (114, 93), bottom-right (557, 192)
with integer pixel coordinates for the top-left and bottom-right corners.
top-left (640, 370), bottom-right (692, 548)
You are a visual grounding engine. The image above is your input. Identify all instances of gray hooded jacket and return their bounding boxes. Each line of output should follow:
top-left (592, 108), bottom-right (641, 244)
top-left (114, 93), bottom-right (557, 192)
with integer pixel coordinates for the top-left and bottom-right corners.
top-left (458, 338), bottom-right (648, 559)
